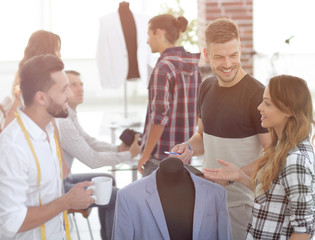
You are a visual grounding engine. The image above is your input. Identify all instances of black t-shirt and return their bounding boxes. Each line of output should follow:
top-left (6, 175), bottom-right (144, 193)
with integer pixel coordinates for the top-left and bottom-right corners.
top-left (198, 74), bottom-right (268, 138)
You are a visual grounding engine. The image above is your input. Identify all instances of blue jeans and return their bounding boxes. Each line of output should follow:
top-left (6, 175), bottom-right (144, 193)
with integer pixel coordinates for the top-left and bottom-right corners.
top-left (64, 173), bottom-right (117, 240)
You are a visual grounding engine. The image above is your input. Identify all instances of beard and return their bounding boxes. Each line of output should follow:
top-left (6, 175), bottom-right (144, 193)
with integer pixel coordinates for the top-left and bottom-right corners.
top-left (214, 64), bottom-right (240, 84)
top-left (47, 97), bottom-right (69, 118)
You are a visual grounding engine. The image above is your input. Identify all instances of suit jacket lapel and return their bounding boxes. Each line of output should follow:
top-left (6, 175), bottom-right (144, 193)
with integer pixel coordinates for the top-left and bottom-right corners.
top-left (189, 171), bottom-right (207, 240)
top-left (146, 171), bottom-right (170, 240)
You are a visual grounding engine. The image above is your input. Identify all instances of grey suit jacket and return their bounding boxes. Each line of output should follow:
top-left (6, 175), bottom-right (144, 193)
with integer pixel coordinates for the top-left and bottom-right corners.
top-left (112, 168), bottom-right (232, 240)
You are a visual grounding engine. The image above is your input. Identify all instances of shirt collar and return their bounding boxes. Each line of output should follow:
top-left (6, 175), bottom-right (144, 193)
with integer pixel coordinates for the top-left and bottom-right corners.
top-left (158, 46), bottom-right (185, 62)
top-left (17, 107), bottom-right (54, 141)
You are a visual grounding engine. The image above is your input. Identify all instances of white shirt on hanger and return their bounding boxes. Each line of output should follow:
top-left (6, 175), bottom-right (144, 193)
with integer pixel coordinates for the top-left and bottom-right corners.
top-left (96, 10), bottom-right (156, 88)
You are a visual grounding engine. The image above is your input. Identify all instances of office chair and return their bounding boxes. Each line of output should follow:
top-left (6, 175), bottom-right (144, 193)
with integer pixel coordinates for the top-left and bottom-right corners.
top-left (68, 208), bottom-right (94, 240)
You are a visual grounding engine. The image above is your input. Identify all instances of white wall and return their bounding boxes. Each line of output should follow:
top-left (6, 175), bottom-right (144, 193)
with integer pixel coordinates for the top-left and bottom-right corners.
top-left (0, 0), bottom-right (197, 104)
top-left (253, 0), bottom-right (315, 89)
top-left (1, 0), bottom-right (315, 102)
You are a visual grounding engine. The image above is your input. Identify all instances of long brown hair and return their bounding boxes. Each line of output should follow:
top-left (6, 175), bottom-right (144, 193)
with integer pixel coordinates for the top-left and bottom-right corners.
top-left (12, 30), bottom-right (61, 97)
top-left (252, 75), bottom-right (315, 193)
top-left (149, 14), bottom-right (188, 44)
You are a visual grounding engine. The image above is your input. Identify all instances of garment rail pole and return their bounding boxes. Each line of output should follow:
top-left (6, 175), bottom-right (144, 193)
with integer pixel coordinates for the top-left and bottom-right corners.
top-left (124, 81), bottom-right (128, 118)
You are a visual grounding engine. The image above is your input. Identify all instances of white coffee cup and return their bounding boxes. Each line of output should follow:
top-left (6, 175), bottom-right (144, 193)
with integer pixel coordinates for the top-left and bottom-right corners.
top-left (89, 176), bottom-right (113, 205)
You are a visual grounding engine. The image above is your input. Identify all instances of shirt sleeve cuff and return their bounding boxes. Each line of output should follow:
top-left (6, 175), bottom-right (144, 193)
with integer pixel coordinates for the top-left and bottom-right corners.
top-left (151, 115), bottom-right (169, 126)
top-left (1, 207), bottom-right (27, 237)
top-left (293, 222), bottom-right (315, 235)
top-left (110, 145), bottom-right (119, 152)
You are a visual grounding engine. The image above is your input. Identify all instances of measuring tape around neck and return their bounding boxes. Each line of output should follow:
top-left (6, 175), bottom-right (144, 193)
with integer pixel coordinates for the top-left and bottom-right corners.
top-left (15, 111), bottom-right (71, 240)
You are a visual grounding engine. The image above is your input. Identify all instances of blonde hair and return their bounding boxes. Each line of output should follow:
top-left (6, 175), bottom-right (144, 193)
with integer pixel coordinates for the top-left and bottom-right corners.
top-left (252, 75), bottom-right (315, 193)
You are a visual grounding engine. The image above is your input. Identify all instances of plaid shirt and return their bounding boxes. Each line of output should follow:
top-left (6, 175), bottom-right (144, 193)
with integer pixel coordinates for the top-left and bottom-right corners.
top-left (246, 139), bottom-right (315, 239)
top-left (141, 47), bottom-right (201, 160)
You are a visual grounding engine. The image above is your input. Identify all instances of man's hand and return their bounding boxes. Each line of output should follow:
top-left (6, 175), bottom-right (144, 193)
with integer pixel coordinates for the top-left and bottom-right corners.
top-left (17, 181), bottom-right (94, 233)
top-left (64, 181), bottom-right (94, 210)
top-left (171, 143), bottom-right (193, 164)
top-left (118, 142), bottom-right (130, 152)
top-left (137, 155), bottom-right (150, 175)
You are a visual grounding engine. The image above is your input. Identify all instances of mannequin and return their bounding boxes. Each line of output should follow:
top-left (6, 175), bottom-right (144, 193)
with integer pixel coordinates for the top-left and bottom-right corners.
top-left (112, 156), bottom-right (232, 239)
top-left (118, 1), bottom-right (140, 80)
top-left (156, 157), bottom-right (195, 240)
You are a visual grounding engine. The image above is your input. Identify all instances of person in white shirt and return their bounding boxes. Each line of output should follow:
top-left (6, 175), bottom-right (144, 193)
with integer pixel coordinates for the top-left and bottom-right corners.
top-left (0, 55), bottom-right (94, 240)
top-left (59, 70), bottom-right (140, 240)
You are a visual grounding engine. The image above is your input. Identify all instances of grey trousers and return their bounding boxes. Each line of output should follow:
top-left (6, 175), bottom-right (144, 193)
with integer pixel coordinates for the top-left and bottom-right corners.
top-left (64, 173), bottom-right (117, 240)
top-left (228, 204), bottom-right (252, 240)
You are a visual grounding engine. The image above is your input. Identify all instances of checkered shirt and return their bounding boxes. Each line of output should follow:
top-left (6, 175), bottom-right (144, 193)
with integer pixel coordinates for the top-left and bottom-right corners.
top-left (141, 47), bottom-right (201, 160)
top-left (246, 139), bottom-right (315, 239)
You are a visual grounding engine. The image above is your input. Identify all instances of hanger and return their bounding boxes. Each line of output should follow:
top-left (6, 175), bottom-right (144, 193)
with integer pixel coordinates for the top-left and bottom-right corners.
top-left (119, 1), bottom-right (130, 9)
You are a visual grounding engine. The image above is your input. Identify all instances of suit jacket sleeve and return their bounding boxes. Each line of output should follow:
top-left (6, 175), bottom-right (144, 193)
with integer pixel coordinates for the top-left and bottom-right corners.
top-left (112, 190), bottom-right (135, 240)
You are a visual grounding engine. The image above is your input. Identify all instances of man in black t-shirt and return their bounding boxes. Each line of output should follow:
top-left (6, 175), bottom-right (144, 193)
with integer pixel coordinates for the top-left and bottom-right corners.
top-left (171, 18), bottom-right (271, 240)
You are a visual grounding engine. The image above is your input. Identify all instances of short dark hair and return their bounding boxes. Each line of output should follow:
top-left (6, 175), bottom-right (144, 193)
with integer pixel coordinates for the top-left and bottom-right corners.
top-left (65, 70), bottom-right (80, 76)
top-left (20, 54), bottom-right (64, 106)
top-left (205, 18), bottom-right (240, 46)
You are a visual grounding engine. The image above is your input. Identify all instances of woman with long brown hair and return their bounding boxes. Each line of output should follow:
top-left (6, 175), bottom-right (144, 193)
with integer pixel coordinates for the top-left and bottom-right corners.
top-left (3, 30), bottom-right (69, 177)
top-left (4, 30), bottom-right (61, 128)
top-left (203, 75), bottom-right (315, 239)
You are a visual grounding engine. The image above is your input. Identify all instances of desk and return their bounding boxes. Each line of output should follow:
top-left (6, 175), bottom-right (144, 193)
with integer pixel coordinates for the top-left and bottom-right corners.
top-left (109, 165), bottom-right (138, 182)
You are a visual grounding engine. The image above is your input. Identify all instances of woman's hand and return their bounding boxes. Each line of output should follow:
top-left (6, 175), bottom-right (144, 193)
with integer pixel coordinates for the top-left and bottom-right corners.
top-left (203, 159), bottom-right (255, 191)
top-left (203, 159), bottom-right (241, 182)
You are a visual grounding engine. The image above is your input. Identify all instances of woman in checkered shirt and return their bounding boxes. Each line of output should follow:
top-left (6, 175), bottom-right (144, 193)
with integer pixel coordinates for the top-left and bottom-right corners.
top-left (204, 75), bottom-right (315, 239)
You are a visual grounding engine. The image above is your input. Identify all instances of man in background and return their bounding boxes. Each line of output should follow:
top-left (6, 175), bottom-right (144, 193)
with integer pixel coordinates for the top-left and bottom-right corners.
top-left (138, 14), bottom-right (202, 175)
top-left (59, 70), bottom-right (140, 240)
